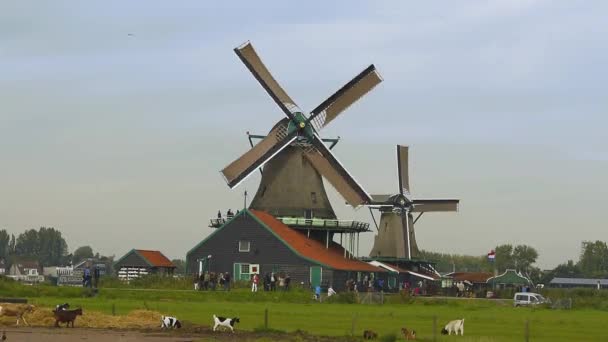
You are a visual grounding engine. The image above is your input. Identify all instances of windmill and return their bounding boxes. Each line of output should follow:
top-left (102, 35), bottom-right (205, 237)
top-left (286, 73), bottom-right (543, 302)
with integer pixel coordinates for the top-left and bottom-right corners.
top-left (221, 41), bottom-right (382, 220)
top-left (368, 145), bottom-right (459, 259)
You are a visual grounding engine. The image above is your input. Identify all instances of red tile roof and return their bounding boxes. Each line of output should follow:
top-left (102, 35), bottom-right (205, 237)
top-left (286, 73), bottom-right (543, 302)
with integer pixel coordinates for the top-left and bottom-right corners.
top-left (136, 250), bottom-right (175, 268)
top-left (250, 210), bottom-right (384, 273)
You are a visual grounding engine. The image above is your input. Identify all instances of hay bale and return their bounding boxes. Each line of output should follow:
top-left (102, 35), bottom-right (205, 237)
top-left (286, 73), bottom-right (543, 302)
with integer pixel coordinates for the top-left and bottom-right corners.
top-left (0, 306), bottom-right (163, 329)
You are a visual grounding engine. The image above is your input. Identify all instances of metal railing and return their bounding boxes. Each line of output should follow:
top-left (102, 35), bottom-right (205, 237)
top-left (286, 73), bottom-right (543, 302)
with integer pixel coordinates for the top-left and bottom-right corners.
top-left (209, 217), bottom-right (370, 231)
top-left (276, 217), bottom-right (370, 231)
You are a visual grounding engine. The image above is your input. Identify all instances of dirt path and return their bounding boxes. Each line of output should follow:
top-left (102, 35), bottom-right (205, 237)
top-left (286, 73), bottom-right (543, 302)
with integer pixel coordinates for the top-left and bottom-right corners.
top-left (1, 327), bottom-right (220, 342)
top-left (0, 327), bottom-right (348, 342)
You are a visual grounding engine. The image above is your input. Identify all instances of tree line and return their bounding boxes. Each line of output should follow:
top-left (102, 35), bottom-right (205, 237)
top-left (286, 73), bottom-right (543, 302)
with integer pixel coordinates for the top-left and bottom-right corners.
top-left (422, 240), bottom-right (608, 284)
top-left (0, 227), bottom-right (186, 275)
top-left (0, 227), bottom-right (115, 270)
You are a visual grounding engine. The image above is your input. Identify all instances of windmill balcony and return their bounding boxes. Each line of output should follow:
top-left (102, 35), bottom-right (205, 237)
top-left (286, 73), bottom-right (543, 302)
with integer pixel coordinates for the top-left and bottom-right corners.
top-left (209, 216), bottom-right (370, 233)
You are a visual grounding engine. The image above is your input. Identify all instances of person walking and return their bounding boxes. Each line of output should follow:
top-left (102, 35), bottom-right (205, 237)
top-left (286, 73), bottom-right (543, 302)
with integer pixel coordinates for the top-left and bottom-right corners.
top-left (93, 266), bottom-right (101, 288)
top-left (224, 272), bottom-right (231, 291)
top-left (251, 273), bottom-right (259, 292)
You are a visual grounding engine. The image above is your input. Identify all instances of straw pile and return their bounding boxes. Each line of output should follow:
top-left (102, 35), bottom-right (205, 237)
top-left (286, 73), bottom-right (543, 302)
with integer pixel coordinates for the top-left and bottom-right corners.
top-left (0, 304), bottom-right (162, 329)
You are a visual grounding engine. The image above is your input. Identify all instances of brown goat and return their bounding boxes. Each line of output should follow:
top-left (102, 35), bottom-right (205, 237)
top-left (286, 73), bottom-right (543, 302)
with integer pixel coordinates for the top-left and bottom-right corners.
top-left (54, 308), bottom-right (83, 328)
top-left (401, 327), bottom-right (416, 340)
top-left (0, 304), bottom-right (35, 326)
top-left (363, 330), bottom-right (378, 339)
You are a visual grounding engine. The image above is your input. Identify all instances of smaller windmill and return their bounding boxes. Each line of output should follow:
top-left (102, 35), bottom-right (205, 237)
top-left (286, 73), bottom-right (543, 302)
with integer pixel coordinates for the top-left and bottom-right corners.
top-left (368, 145), bottom-right (459, 259)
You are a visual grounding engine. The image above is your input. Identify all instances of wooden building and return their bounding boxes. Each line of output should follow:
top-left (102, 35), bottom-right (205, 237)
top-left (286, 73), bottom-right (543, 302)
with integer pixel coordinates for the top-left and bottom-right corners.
top-left (187, 209), bottom-right (384, 291)
top-left (115, 249), bottom-right (176, 281)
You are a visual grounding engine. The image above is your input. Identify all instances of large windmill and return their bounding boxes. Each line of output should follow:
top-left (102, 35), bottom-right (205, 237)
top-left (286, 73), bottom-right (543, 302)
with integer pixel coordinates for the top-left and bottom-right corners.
top-left (368, 145), bottom-right (460, 259)
top-left (221, 42), bottom-right (382, 220)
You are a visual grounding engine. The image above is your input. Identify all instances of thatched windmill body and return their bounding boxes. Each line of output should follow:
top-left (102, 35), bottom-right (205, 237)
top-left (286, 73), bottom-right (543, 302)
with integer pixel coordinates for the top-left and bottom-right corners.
top-left (368, 145), bottom-right (460, 259)
top-left (221, 42), bottom-right (382, 222)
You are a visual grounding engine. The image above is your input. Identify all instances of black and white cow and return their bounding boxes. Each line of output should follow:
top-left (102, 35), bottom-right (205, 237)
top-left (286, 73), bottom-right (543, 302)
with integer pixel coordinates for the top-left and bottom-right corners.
top-left (160, 315), bottom-right (182, 329)
top-left (212, 314), bottom-right (240, 332)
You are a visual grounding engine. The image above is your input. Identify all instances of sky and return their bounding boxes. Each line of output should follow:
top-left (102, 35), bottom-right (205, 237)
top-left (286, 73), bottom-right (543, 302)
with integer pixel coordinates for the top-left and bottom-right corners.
top-left (1, 1), bottom-right (607, 269)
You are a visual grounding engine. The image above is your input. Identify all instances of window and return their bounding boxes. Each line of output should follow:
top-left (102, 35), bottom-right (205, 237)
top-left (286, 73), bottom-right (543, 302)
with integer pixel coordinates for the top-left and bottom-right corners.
top-left (310, 192), bottom-right (317, 204)
top-left (239, 240), bottom-right (250, 252)
top-left (305, 209), bottom-right (313, 219)
top-left (240, 264), bottom-right (250, 274)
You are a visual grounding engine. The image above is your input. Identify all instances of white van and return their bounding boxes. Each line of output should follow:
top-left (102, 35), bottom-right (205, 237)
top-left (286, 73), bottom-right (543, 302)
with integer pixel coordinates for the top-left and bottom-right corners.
top-left (513, 292), bottom-right (547, 307)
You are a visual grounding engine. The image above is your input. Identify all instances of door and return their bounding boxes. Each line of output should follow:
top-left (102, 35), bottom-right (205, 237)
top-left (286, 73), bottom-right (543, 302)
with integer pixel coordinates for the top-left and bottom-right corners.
top-left (388, 276), bottom-right (397, 289)
top-left (233, 263), bottom-right (241, 281)
top-left (310, 266), bottom-right (322, 287)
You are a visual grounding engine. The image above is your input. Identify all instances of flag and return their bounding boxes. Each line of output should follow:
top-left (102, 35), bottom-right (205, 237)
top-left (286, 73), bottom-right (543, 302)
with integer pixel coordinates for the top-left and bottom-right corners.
top-left (487, 250), bottom-right (496, 261)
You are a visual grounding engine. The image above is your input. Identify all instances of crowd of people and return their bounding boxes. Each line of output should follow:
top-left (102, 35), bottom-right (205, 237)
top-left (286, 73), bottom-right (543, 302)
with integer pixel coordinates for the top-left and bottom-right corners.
top-left (194, 271), bottom-right (231, 291)
top-left (250, 272), bottom-right (291, 292)
top-left (216, 209), bottom-right (239, 221)
top-left (344, 276), bottom-right (430, 296)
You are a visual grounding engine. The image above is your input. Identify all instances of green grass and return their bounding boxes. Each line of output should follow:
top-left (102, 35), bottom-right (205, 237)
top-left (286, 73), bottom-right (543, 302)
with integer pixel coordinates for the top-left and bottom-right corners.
top-left (2, 278), bottom-right (608, 341)
top-left (23, 294), bottom-right (608, 341)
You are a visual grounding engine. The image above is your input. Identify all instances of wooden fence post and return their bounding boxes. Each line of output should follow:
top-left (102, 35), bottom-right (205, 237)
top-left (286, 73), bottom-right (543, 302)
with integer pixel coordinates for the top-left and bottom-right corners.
top-left (433, 315), bottom-right (437, 342)
top-left (264, 308), bottom-right (268, 329)
top-left (525, 319), bottom-right (530, 342)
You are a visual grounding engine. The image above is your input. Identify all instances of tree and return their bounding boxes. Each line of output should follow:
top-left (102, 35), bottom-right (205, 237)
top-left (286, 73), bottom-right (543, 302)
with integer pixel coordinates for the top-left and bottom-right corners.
top-left (9, 234), bottom-right (15, 254)
top-left (418, 250), bottom-right (486, 273)
top-left (494, 244), bottom-right (516, 272)
top-left (13, 227), bottom-right (68, 266)
top-left (578, 240), bottom-right (608, 278)
top-left (171, 259), bottom-right (186, 275)
top-left (512, 245), bottom-right (539, 276)
top-left (0, 229), bottom-right (10, 260)
top-left (36, 227), bottom-right (68, 266)
top-left (15, 229), bottom-right (40, 258)
top-left (73, 246), bottom-right (95, 264)
top-left (541, 259), bottom-right (581, 284)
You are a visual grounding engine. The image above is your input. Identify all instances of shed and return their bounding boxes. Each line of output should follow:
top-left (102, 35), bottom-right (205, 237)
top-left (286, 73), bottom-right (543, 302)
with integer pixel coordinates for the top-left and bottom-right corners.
top-left (115, 249), bottom-right (176, 281)
top-left (549, 277), bottom-right (608, 289)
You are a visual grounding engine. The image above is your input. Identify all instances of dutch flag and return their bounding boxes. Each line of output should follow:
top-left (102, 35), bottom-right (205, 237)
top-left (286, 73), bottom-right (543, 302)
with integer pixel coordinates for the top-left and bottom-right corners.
top-left (487, 250), bottom-right (496, 261)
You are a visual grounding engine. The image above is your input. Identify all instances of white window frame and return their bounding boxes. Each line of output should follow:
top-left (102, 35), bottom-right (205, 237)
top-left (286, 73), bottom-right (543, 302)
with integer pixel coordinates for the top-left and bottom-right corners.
top-left (239, 240), bottom-right (250, 252)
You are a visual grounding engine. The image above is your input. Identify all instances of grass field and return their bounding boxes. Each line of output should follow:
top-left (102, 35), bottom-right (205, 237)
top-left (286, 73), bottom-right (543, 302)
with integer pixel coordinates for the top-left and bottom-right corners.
top-left (23, 293), bottom-right (606, 341)
top-left (2, 279), bottom-right (607, 341)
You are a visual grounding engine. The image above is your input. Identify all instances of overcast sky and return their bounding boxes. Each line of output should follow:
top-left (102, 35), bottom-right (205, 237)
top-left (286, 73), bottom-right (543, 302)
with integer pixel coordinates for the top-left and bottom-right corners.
top-left (1, 1), bottom-right (607, 269)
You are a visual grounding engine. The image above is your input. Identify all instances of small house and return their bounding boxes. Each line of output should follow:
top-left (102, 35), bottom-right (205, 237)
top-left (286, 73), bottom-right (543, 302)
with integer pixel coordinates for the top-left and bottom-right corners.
top-left (7, 260), bottom-right (44, 283)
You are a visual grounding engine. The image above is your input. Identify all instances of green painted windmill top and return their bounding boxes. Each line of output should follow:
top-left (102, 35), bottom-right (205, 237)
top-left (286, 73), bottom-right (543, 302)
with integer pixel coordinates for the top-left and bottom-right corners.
top-left (487, 269), bottom-right (531, 285)
top-left (287, 112), bottom-right (315, 139)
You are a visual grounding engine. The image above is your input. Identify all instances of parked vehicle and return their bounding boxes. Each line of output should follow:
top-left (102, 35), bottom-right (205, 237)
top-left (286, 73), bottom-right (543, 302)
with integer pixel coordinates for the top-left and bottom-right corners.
top-left (513, 292), bottom-right (547, 307)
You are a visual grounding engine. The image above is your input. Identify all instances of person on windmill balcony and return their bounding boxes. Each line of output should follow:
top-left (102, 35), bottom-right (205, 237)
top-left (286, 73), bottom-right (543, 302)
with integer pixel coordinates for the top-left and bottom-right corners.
top-left (227, 209), bottom-right (234, 220)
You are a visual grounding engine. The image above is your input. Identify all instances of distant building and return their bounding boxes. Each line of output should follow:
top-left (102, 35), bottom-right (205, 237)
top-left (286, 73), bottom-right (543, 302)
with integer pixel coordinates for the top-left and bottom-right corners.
top-left (115, 249), bottom-right (176, 281)
top-left (486, 269), bottom-right (531, 288)
top-left (7, 260), bottom-right (44, 283)
top-left (0, 260), bottom-right (5, 275)
top-left (74, 258), bottom-right (110, 277)
top-left (550, 277), bottom-right (608, 289)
